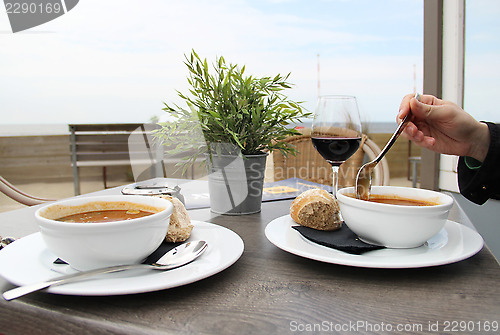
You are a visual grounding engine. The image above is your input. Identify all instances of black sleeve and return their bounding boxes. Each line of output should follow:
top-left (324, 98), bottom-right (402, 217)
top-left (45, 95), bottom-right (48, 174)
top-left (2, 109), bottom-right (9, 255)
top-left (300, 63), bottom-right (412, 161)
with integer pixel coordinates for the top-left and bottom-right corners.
top-left (458, 122), bottom-right (500, 205)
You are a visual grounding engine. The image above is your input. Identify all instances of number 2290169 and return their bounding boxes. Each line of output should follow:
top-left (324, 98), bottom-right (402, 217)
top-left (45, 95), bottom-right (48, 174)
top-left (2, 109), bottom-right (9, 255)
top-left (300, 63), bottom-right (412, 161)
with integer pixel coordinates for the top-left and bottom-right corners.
top-left (443, 320), bottom-right (498, 332)
top-left (5, 2), bottom-right (62, 14)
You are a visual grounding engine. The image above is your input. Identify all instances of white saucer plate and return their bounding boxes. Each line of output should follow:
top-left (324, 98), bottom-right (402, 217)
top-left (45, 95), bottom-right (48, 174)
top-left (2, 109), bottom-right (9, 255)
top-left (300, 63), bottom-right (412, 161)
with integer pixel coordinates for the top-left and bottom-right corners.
top-left (265, 215), bottom-right (484, 269)
top-left (0, 221), bottom-right (244, 296)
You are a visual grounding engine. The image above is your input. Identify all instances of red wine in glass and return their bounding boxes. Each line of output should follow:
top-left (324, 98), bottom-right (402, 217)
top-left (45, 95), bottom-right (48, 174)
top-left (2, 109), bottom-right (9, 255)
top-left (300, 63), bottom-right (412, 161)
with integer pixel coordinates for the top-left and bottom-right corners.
top-left (312, 95), bottom-right (363, 198)
top-left (311, 136), bottom-right (362, 166)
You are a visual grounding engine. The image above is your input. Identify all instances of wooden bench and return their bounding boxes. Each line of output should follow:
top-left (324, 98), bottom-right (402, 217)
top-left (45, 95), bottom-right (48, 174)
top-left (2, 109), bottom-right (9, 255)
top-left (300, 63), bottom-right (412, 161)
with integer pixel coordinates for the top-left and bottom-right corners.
top-left (69, 123), bottom-right (165, 195)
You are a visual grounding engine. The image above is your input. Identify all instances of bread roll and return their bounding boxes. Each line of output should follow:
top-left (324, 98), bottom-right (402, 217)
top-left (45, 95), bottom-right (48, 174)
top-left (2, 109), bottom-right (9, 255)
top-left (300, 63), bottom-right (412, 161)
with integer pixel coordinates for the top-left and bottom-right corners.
top-left (157, 195), bottom-right (193, 242)
top-left (290, 189), bottom-right (342, 231)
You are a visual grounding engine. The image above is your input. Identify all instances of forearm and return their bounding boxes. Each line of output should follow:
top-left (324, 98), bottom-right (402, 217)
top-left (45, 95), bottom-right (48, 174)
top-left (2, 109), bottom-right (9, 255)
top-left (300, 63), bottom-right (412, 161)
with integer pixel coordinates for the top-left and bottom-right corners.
top-left (458, 122), bottom-right (500, 204)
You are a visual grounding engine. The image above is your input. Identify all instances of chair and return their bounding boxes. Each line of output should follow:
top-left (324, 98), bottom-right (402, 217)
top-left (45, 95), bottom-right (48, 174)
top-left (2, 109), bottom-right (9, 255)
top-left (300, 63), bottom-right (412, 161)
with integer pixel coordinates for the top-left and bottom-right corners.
top-left (0, 176), bottom-right (54, 206)
top-left (272, 128), bottom-right (389, 188)
top-left (70, 124), bottom-right (146, 195)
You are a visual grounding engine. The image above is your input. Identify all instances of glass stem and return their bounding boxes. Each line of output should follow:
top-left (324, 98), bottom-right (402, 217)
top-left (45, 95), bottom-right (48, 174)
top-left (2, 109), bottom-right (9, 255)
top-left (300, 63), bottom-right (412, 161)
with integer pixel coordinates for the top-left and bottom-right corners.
top-left (331, 165), bottom-right (340, 198)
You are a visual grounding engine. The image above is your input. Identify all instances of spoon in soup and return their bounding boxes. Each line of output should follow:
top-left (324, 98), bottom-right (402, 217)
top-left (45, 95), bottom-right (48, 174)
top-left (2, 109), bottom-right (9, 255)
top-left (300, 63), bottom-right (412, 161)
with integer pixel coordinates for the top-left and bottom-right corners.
top-left (3, 240), bottom-right (208, 301)
top-left (355, 93), bottom-right (420, 200)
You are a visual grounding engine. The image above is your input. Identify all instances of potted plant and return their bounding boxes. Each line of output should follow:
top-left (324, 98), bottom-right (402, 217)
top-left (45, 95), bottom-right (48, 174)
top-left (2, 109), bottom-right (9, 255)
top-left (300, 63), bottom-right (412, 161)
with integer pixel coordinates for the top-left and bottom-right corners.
top-left (155, 50), bottom-right (311, 214)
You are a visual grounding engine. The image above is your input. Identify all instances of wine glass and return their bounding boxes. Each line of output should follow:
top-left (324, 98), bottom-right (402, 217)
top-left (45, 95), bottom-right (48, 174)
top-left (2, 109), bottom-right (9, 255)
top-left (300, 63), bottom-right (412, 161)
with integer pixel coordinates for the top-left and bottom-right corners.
top-left (311, 95), bottom-right (363, 198)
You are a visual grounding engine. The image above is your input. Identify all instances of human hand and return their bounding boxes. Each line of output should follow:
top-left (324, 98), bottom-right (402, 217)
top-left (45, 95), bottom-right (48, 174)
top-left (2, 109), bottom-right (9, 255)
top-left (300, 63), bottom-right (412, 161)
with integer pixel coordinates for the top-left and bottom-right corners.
top-left (397, 94), bottom-right (490, 162)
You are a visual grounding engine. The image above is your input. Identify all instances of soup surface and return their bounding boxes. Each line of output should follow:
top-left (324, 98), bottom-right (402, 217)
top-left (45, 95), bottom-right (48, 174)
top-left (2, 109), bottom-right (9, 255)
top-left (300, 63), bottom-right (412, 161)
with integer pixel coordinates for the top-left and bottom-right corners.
top-left (56, 209), bottom-right (154, 223)
top-left (346, 193), bottom-right (439, 206)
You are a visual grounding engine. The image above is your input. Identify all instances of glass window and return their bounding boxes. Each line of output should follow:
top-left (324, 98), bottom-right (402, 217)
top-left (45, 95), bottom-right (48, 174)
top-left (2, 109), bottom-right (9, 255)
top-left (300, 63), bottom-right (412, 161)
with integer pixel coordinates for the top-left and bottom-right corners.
top-left (0, 0), bottom-right (423, 127)
top-left (464, 0), bottom-right (500, 122)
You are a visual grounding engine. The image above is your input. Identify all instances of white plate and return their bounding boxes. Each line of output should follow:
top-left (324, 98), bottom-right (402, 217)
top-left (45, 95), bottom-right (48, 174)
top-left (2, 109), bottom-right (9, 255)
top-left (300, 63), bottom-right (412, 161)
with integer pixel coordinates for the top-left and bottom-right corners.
top-left (0, 221), bottom-right (244, 296)
top-left (265, 215), bottom-right (484, 268)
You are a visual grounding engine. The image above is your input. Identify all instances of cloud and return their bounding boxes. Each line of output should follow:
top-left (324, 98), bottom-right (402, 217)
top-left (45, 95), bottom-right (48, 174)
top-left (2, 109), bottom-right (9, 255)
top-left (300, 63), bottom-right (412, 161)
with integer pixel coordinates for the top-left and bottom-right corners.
top-left (1, 0), bottom-right (496, 125)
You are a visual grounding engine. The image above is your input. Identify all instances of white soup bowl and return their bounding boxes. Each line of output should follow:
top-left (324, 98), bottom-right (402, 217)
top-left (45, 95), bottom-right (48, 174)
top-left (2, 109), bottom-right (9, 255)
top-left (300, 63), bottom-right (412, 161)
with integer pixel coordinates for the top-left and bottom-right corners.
top-left (35, 195), bottom-right (173, 270)
top-left (336, 186), bottom-right (453, 248)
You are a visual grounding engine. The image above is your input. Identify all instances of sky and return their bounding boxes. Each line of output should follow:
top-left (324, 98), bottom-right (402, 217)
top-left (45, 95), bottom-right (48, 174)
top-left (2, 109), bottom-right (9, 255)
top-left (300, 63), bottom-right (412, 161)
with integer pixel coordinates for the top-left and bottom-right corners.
top-left (0, 0), bottom-right (498, 126)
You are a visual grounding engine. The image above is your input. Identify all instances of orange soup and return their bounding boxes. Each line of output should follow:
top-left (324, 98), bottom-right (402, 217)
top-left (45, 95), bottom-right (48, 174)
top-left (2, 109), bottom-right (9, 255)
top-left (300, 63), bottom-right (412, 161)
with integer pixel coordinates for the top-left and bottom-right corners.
top-left (56, 209), bottom-right (154, 223)
top-left (346, 193), bottom-right (439, 206)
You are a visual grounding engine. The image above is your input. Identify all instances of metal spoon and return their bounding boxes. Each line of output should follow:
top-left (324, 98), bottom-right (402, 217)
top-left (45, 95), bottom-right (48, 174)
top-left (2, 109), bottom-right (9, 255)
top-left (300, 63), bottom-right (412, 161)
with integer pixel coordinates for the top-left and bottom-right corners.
top-left (0, 236), bottom-right (16, 250)
top-left (355, 93), bottom-right (419, 200)
top-left (2, 240), bottom-right (208, 301)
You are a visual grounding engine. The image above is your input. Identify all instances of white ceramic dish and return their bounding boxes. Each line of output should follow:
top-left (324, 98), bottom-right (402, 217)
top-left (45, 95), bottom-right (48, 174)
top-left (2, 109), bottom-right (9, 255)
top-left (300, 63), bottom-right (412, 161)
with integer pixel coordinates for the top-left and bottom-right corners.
top-left (265, 215), bottom-right (483, 268)
top-left (0, 221), bottom-right (244, 296)
top-left (337, 186), bottom-right (454, 248)
top-left (35, 195), bottom-right (173, 271)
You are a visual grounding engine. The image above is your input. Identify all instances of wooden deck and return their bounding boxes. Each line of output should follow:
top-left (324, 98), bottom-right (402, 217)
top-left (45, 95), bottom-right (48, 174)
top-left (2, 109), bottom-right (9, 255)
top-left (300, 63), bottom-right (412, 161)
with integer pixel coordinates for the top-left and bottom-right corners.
top-left (0, 132), bottom-right (419, 184)
top-left (0, 133), bottom-right (206, 186)
top-left (0, 130), bottom-right (419, 213)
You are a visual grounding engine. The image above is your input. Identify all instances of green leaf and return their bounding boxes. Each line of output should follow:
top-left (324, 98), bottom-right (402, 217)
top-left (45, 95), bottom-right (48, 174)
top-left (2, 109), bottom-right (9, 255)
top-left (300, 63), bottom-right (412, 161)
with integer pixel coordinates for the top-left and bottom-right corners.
top-left (156, 50), bottom-right (311, 170)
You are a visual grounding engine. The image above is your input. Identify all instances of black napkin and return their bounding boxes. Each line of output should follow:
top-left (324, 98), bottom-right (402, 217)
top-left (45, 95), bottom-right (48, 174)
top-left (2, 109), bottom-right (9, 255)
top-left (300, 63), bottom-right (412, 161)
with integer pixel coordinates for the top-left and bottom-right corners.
top-left (142, 241), bottom-right (182, 264)
top-left (292, 224), bottom-right (385, 255)
top-left (54, 241), bottom-right (182, 265)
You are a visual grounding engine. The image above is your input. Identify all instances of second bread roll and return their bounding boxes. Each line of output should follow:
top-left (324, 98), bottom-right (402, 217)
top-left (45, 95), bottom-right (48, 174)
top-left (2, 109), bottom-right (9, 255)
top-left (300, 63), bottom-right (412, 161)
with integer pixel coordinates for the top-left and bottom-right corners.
top-left (290, 188), bottom-right (342, 231)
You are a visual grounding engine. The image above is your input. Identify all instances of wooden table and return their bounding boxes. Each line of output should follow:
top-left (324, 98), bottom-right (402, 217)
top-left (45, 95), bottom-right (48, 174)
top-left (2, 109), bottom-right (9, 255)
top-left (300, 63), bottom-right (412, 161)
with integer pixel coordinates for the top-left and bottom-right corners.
top-left (1, 182), bottom-right (499, 335)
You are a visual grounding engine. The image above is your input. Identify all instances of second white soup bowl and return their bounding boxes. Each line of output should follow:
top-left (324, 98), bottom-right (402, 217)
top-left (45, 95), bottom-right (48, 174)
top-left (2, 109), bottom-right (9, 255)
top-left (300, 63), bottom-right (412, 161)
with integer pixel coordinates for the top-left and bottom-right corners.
top-left (336, 186), bottom-right (454, 248)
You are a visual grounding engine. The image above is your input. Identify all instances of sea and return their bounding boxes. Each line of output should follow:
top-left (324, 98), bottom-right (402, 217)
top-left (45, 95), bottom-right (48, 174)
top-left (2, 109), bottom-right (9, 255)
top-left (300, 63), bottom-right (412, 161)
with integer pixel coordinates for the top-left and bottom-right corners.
top-left (0, 122), bottom-right (398, 137)
top-left (0, 124), bottom-right (70, 136)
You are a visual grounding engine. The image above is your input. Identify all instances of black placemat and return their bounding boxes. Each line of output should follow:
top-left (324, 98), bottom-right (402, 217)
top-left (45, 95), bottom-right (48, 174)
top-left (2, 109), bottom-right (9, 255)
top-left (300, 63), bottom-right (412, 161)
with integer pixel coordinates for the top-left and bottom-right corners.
top-left (292, 224), bottom-right (385, 255)
top-left (54, 241), bottom-right (182, 265)
top-left (142, 241), bottom-right (182, 264)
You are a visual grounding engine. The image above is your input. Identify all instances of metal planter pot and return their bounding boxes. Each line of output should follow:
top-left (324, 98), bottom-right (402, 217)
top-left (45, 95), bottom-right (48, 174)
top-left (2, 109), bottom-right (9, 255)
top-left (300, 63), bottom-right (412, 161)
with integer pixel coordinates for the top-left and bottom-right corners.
top-left (206, 152), bottom-right (268, 215)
